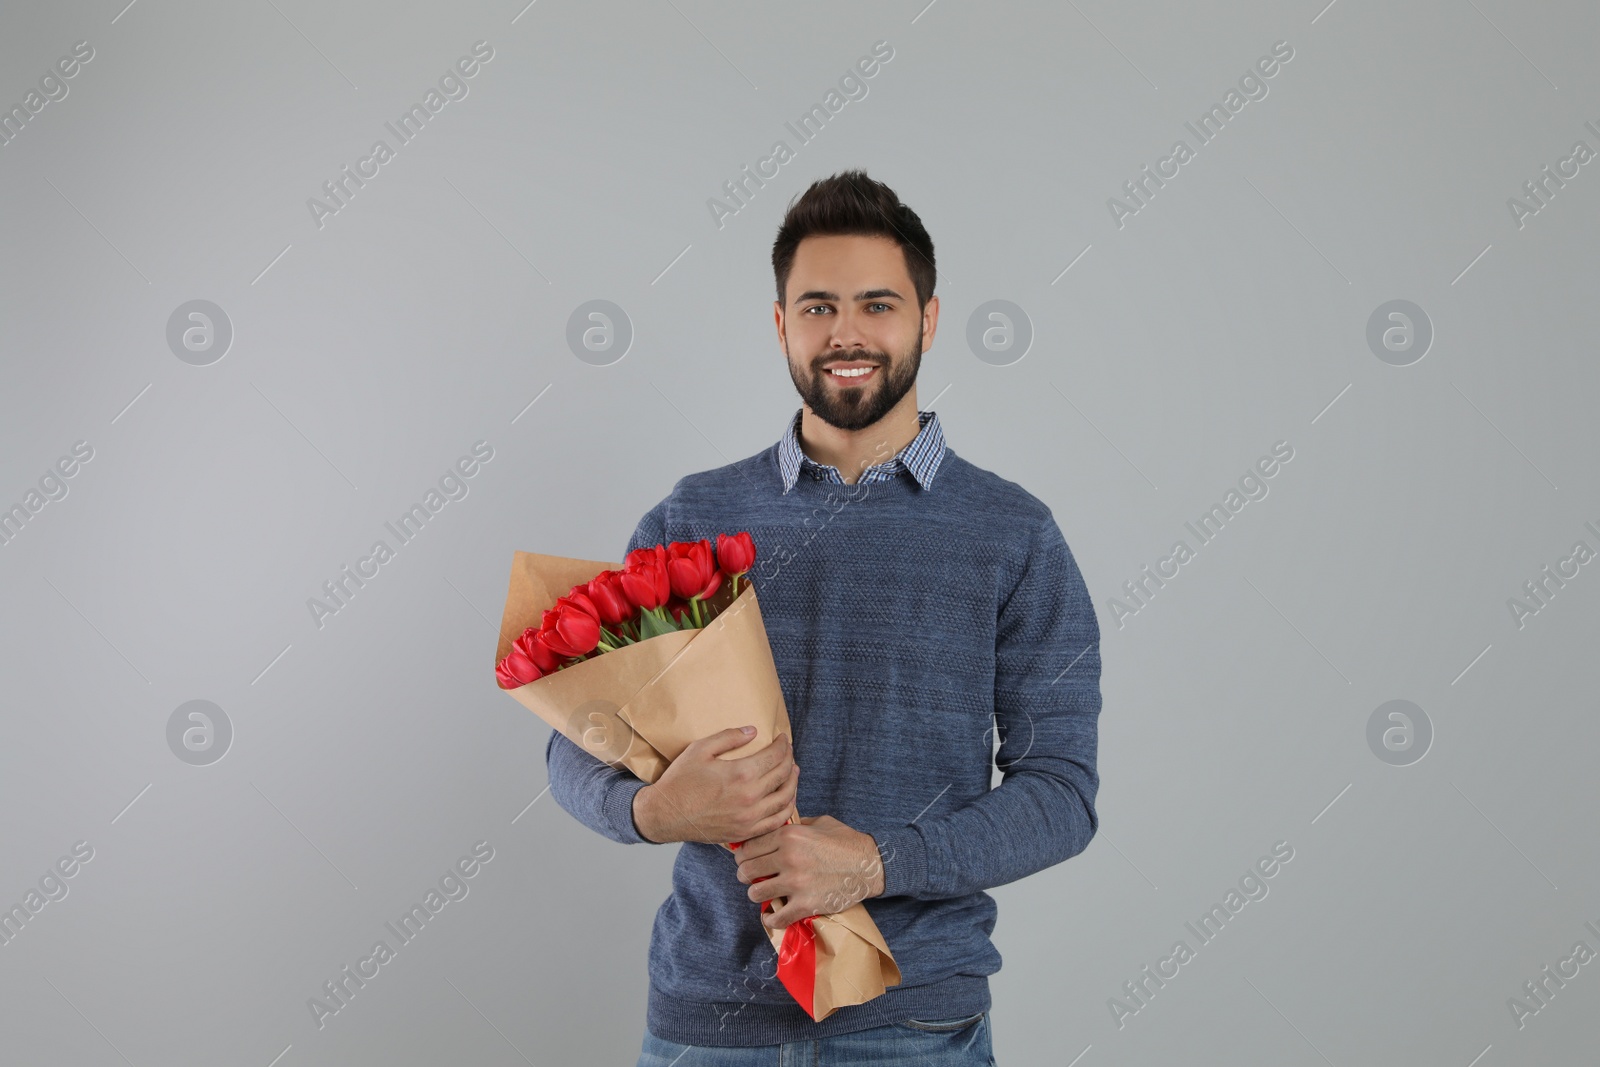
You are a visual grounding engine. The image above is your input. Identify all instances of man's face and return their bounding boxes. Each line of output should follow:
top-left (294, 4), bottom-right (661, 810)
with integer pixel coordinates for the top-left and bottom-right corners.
top-left (777, 234), bottom-right (934, 432)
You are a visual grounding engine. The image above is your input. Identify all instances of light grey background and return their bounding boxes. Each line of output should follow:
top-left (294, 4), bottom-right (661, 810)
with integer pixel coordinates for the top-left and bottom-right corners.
top-left (2, 0), bottom-right (1597, 1063)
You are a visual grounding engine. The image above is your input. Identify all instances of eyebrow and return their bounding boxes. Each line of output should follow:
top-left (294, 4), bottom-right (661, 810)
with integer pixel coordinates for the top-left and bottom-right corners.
top-left (792, 287), bottom-right (905, 306)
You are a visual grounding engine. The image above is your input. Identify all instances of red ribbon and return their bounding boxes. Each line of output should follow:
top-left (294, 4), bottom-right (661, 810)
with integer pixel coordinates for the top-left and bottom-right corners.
top-left (729, 831), bottom-right (821, 1019)
top-left (772, 910), bottom-right (818, 1017)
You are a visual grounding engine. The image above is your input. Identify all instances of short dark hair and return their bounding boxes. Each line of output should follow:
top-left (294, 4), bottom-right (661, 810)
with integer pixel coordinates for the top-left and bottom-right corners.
top-left (771, 169), bottom-right (935, 313)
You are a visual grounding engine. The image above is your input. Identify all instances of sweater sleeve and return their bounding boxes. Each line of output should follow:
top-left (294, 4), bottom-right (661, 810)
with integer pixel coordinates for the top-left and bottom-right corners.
top-left (866, 513), bottom-right (1102, 900)
top-left (543, 496), bottom-right (671, 845)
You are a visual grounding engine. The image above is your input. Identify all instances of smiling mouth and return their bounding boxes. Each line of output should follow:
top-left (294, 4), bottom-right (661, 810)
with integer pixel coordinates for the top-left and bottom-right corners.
top-left (823, 364), bottom-right (879, 384)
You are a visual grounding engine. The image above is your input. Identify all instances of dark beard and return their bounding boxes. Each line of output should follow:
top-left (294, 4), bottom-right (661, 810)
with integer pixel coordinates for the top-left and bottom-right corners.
top-left (787, 332), bottom-right (922, 432)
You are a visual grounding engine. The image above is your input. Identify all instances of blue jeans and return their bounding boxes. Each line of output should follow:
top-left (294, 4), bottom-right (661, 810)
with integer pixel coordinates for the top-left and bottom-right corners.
top-left (636, 1010), bottom-right (994, 1066)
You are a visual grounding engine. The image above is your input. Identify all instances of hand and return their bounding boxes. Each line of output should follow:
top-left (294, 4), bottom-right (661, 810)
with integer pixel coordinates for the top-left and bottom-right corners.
top-left (635, 728), bottom-right (797, 844)
top-left (734, 814), bottom-right (886, 930)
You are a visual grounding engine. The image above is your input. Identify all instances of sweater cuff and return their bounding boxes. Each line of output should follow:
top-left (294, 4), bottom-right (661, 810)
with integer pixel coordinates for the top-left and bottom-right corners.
top-left (601, 775), bottom-right (652, 844)
top-left (867, 823), bottom-right (929, 898)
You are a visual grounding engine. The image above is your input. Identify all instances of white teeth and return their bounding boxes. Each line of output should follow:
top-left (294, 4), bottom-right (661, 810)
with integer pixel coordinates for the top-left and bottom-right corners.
top-left (829, 366), bottom-right (873, 377)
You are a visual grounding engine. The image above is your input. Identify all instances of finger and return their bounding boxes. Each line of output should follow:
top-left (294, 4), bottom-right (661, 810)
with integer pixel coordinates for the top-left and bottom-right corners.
top-left (749, 745), bottom-right (793, 799)
top-left (737, 732), bottom-right (790, 778)
top-left (701, 726), bottom-right (760, 758)
top-left (736, 854), bottom-right (779, 884)
top-left (732, 829), bottom-right (777, 860)
top-left (763, 898), bottom-right (813, 932)
top-left (742, 770), bottom-right (795, 837)
top-left (747, 873), bottom-right (785, 906)
top-left (737, 797), bottom-right (793, 851)
top-left (750, 783), bottom-right (797, 836)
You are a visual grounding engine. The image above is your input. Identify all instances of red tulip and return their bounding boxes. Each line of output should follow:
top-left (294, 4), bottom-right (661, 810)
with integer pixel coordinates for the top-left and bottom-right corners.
top-left (516, 627), bottom-right (563, 673)
top-left (619, 556), bottom-right (670, 610)
top-left (626, 544), bottom-right (667, 572)
top-left (699, 568), bottom-right (723, 600)
top-left (496, 645), bottom-right (542, 689)
top-left (667, 539), bottom-right (718, 601)
top-left (558, 590), bottom-right (600, 622)
top-left (586, 571), bottom-right (632, 626)
top-left (717, 531), bottom-right (756, 577)
top-left (540, 596), bottom-right (601, 657)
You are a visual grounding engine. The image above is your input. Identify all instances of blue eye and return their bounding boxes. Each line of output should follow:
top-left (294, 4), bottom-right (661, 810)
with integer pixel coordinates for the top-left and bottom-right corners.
top-left (801, 302), bottom-right (893, 314)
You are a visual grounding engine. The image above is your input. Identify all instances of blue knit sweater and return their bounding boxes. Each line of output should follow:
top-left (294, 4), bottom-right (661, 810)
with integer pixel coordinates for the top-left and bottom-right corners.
top-left (544, 434), bottom-right (1102, 1047)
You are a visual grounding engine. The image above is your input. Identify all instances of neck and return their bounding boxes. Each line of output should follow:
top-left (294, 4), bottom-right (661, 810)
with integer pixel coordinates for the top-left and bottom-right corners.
top-left (798, 389), bottom-right (922, 485)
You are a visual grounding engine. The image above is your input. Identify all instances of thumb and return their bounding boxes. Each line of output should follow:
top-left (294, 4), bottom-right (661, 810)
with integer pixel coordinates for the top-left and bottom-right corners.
top-left (699, 725), bottom-right (759, 757)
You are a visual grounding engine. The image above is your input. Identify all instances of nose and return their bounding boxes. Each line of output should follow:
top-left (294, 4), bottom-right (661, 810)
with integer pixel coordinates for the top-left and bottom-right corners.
top-left (827, 306), bottom-right (874, 349)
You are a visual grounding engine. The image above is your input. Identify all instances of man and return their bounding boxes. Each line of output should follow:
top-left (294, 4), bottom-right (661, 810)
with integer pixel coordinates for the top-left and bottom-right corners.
top-left (546, 169), bottom-right (1102, 1066)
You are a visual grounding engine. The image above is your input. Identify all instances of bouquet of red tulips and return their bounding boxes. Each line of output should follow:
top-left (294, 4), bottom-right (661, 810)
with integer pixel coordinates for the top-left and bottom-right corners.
top-left (495, 534), bottom-right (756, 690)
top-left (494, 532), bottom-right (899, 1022)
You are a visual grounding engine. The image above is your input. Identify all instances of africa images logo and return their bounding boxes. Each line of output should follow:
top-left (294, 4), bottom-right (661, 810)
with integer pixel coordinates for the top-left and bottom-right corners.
top-left (1107, 39), bottom-right (1295, 229)
top-left (305, 41), bottom-right (495, 230)
top-left (306, 841), bottom-right (495, 1030)
top-left (1105, 441), bottom-right (1294, 629)
top-left (306, 441), bottom-right (494, 629)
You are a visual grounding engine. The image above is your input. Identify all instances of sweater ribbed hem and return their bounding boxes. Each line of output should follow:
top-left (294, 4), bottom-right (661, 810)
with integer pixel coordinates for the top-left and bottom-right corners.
top-left (601, 775), bottom-right (649, 844)
top-left (646, 973), bottom-right (991, 1047)
top-left (866, 823), bottom-right (930, 898)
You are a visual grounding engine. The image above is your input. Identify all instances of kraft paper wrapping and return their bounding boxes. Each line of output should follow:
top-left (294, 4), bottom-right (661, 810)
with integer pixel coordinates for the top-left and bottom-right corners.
top-left (496, 550), bottom-right (900, 1020)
